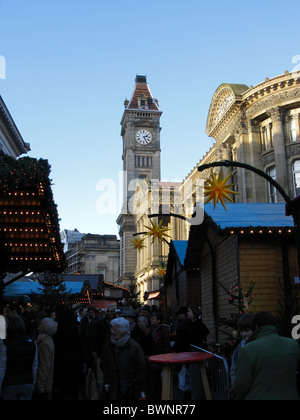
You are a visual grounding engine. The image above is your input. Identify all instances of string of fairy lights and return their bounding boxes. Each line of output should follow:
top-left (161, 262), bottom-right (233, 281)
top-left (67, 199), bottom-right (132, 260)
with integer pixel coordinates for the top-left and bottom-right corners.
top-left (0, 155), bottom-right (66, 273)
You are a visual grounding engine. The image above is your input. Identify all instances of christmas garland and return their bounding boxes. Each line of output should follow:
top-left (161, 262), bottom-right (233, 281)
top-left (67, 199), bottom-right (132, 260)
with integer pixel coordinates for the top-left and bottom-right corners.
top-left (0, 155), bottom-right (52, 193)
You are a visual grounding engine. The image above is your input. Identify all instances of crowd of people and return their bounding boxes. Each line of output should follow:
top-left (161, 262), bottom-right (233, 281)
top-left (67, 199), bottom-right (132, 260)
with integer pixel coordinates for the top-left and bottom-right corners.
top-left (0, 302), bottom-right (210, 401)
top-left (1, 302), bottom-right (300, 401)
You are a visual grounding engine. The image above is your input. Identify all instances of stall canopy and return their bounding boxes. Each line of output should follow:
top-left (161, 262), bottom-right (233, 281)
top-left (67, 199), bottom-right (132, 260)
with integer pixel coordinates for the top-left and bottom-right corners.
top-left (3, 280), bottom-right (83, 299)
top-left (147, 291), bottom-right (161, 300)
top-left (204, 202), bottom-right (294, 230)
top-left (0, 155), bottom-right (66, 275)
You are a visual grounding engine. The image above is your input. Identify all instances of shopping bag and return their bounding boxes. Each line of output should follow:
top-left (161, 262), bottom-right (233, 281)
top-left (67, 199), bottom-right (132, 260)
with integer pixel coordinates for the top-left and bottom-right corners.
top-left (93, 354), bottom-right (104, 386)
top-left (85, 368), bottom-right (99, 400)
top-left (178, 365), bottom-right (191, 392)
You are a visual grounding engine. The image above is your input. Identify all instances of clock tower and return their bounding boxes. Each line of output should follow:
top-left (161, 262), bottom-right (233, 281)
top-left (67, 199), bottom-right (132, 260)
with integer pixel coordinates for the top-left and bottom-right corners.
top-left (117, 75), bottom-right (162, 287)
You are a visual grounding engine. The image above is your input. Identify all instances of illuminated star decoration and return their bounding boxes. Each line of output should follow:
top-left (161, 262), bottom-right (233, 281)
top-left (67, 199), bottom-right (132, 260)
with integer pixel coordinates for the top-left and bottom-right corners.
top-left (204, 169), bottom-right (239, 212)
top-left (143, 218), bottom-right (171, 244)
top-left (131, 238), bottom-right (146, 251)
top-left (156, 266), bottom-right (166, 277)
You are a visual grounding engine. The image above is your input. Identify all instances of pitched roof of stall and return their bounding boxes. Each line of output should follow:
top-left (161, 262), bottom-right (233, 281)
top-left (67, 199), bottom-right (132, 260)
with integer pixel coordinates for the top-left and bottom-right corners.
top-left (204, 203), bottom-right (294, 229)
top-left (172, 240), bottom-right (188, 265)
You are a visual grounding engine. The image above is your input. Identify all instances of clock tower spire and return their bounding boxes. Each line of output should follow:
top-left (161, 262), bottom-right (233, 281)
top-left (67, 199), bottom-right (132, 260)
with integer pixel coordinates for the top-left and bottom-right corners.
top-left (117, 75), bottom-right (162, 287)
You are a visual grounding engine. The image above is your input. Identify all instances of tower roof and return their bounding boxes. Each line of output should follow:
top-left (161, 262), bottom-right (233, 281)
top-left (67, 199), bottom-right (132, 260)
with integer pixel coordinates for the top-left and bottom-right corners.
top-left (126, 75), bottom-right (160, 111)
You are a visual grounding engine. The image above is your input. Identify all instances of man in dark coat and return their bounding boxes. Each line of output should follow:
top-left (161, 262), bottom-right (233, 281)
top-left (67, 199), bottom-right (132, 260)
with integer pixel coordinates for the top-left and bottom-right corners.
top-left (102, 317), bottom-right (147, 400)
top-left (53, 309), bottom-right (84, 400)
top-left (80, 307), bottom-right (100, 367)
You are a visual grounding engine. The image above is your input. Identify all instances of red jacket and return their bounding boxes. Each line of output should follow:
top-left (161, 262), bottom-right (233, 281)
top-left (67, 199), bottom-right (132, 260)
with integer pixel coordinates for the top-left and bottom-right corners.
top-left (151, 325), bottom-right (171, 355)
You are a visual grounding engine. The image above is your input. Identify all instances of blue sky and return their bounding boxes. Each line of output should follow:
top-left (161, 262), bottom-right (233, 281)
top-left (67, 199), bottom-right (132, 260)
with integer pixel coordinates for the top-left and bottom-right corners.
top-left (0, 0), bottom-right (300, 236)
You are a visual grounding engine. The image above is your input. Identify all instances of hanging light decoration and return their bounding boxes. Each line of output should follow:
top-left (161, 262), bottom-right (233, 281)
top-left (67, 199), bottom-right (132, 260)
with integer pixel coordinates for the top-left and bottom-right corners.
top-left (143, 218), bottom-right (171, 244)
top-left (204, 168), bottom-right (239, 211)
top-left (131, 238), bottom-right (146, 251)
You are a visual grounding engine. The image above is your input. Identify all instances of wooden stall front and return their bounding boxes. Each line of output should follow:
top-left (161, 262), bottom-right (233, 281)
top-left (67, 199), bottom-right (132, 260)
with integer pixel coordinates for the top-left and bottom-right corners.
top-left (166, 203), bottom-right (299, 346)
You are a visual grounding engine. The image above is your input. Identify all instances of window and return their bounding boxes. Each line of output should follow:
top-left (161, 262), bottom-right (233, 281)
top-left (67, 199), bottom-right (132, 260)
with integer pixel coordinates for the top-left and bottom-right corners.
top-left (293, 160), bottom-right (300, 197)
top-left (267, 167), bottom-right (277, 203)
top-left (262, 127), bottom-right (268, 151)
top-left (289, 118), bottom-right (297, 142)
top-left (138, 95), bottom-right (149, 110)
top-left (261, 124), bottom-right (273, 151)
top-left (135, 156), bottom-right (152, 168)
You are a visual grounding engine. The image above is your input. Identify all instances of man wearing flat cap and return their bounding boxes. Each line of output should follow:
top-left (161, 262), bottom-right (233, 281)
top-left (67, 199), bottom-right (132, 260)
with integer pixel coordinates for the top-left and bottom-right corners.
top-left (120, 307), bottom-right (156, 358)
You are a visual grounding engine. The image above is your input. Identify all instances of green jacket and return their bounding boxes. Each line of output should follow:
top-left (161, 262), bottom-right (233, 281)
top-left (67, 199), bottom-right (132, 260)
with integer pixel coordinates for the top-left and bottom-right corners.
top-left (231, 325), bottom-right (300, 400)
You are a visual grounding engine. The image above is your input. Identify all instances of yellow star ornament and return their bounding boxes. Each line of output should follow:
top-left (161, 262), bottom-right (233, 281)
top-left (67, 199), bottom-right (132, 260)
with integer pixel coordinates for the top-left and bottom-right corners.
top-left (131, 238), bottom-right (146, 251)
top-left (204, 169), bottom-right (239, 211)
top-left (157, 266), bottom-right (166, 277)
top-left (143, 218), bottom-right (171, 244)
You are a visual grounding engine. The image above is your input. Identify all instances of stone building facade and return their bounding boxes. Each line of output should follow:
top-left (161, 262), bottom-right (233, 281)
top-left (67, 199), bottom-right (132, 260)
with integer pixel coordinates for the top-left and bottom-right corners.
top-left (119, 71), bottom-right (300, 304)
top-left (0, 95), bottom-right (30, 157)
top-left (63, 232), bottom-right (120, 283)
top-left (185, 70), bottom-right (300, 207)
top-left (134, 181), bottom-right (183, 302)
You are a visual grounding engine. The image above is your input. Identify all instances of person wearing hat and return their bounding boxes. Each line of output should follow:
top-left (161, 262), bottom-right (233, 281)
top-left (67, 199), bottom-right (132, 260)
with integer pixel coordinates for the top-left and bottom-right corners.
top-left (33, 317), bottom-right (58, 400)
top-left (120, 307), bottom-right (137, 331)
top-left (139, 305), bottom-right (151, 320)
top-left (120, 307), bottom-right (156, 358)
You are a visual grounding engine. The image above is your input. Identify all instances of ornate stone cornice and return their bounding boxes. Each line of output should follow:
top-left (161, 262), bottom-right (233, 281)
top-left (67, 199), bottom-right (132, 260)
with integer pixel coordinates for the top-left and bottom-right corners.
top-left (266, 106), bottom-right (285, 121)
top-left (248, 119), bottom-right (261, 133)
top-left (286, 142), bottom-right (300, 158)
top-left (233, 118), bottom-right (248, 137)
top-left (206, 83), bottom-right (249, 138)
top-left (246, 87), bottom-right (300, 119)
top-left (262, 150), bottom-right (275, 167)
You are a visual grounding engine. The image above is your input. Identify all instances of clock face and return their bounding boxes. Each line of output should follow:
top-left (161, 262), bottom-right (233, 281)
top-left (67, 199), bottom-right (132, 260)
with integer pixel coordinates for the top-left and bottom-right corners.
top-left (136, 129), bottom-right (152, 145)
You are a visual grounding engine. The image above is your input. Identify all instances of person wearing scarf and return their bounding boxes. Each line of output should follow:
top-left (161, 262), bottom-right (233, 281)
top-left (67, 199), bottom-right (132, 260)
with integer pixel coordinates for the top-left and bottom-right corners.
top-left (102, 317), bottom-right (147, 400)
